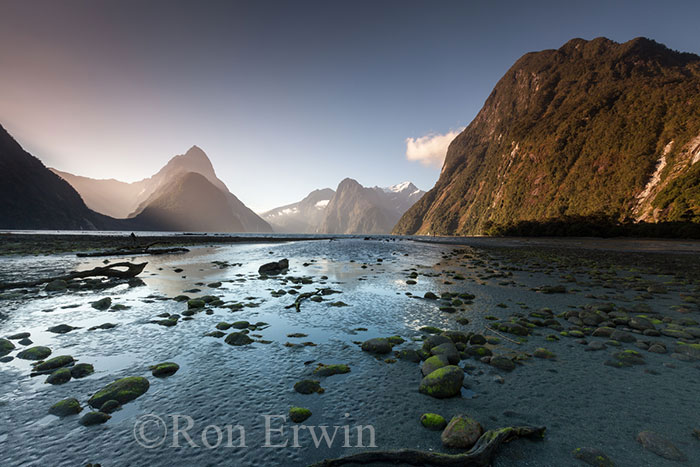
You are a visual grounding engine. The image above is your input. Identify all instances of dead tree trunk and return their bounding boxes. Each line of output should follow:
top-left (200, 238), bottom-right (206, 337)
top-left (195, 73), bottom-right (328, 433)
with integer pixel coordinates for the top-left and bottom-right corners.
top-left (0, 262), bottom-right (148, 290)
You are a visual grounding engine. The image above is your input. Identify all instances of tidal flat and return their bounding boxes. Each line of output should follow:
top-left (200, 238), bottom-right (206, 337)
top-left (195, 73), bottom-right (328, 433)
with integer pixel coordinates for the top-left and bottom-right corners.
top-left (0, 235), bottom-right (699, 466)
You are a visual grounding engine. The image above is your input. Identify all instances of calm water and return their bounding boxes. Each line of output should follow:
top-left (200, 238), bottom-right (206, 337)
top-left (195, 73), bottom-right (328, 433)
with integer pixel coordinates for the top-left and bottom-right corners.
top-left (0, 238), bottom-right (698, 466)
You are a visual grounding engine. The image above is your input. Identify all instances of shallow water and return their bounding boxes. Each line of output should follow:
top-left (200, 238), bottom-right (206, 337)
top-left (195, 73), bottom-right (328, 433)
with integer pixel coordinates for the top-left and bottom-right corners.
top-left (0, 238), bottom-right (698, 466)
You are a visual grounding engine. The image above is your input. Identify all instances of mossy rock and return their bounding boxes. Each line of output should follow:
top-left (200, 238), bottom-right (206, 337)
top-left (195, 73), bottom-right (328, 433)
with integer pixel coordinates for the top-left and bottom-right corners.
top-left (675, 342), bottom-right (700, 360)
top-left (34, 355), bottom-right (74, 372)
top-left (100, 400), bottom-right (121, 413)
top-left (225, 332), bottom-right (253, 346)
top-left (418, 365), bottom-right (464, 398)
top-left (187, 299), bottom-right (206, 309)
top-left (46, 368), bottom-right (72, 385)
top-left (49, 398), bottom-right (82, 417)
top-left (289, 407), bottom-right (312, 423)
top-left (80, 411), bottom-right (111, 426)
top-left (231, 321), bottom-right (250, 329)
top-left (216, 322), bottom-right (232, 330)
top-left (423, 292), bottom-right (438, 300)
top-left (419, 326), bottom-right (442, 334)
top-left (421, 355), bottom-right (449, 376)
top-left (420, 413), bottom-right (447, 430)
top-left (47, 324), bottom-right (80, 334)
top-left (386, 335), bottom-right (405, 345)
top-left (441, 415), bottom-right (483, 448)
top-left (150, 362), bottom-right (180, 377)
top-left (396, 348), bottom-right (421, 362)
top-left (91, 297), bottom-right (112, 310)
top-left (17, 346), bottom-right (51, 360)
top-left (533, 348), bottom-right (556, 359)
top-left (172, 295), bottom-right (190, 302)
top-left (88, 376), bottom-right (150, 408)
top-left (294, 379), bottom-right (324, 394)
top-left (0, 338), bottom-right (16, 357)
top-left (45, 279), bottom-right (68, 292)
top-left (71, 363), bottom-right (95, 379)
top-left (313, 364), bottom-right (350, 377)
top-left (205, 331), bottom-right (226, 338)
top-left (361, 338), bottom-right (392, 354)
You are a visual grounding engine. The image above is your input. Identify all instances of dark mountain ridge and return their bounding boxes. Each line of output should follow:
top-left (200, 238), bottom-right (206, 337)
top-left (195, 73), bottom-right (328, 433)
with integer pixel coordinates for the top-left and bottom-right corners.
top-left (394, 37), bottom-right (700, 236)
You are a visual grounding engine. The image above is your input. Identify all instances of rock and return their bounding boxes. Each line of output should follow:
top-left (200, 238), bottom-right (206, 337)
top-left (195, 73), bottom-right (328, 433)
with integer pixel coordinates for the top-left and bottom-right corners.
top-left (418, 365), bottom-right (464, 398)
top-left (313, 364), bottom-right (350, 377)
top-left (0, 356), bottom-right (13, 363)
top-left (420, 413), bottom-right (447, 430)
top-left (258, 259), bottom-right (289, 275)
top-left (579, 311), bottom-right (604, 326)
top-left (469, 334), bottom-right (486, 345)
top-left (225, 332), bottom-right (254, 346)
top-left (18, 338), bottom-right (32, 345)
top-left (294, 380), bottom-right (324, 394)
top-left (660, 328), bottom-right (693, 339)
top-left (150, 362), bottom-right (180, 377)
top-left (490, 356), bottom-right (516, 372)
top-left (46, 368), bottom-right (72, 385)
top-left (648, 343), bottom-right (667, 354)
top-left (49, 397), bottom-right (83, 417)
top-left (430, 342), bottom-right (460, 364)
top-left (70, 363), bottom-right (95, 378)
top-left (47, 324), bottom-right (81, 334)
top-left (496, 322), bottom-right (529, 336)
top-left (441, 415), bottom-right (483, 448)
top-left (0, 338), bottom-right (16, 357)
top-left (289, 407), bottom-right (312, 423)
top-left (88, 376), bottom-right (150, 408)
top-left (585, 341), bottom-right (607, 351)
top-left (572, 447), bottom-right (614, 466)
top-left (636, 431), bottom-right (687, 461)
top-left (88, 323), bottom-right (118, 331)
top-left (187, 299), bottom-right (206, 309)
top-left (533, 348), bottom-right (556, 359)
top-left (419, 326), bottom-right (442, 334)
top-left (91, 297), bottom-right (112, 310)
top-left (7, 332), bottom-right (30, 340)
top-left (45, 280), bottom-right (68, 292)
top-left (592, 327), bottom-right (615, 338)
top-left (423, 292), bottom-right (438, 300)
top-left (629, 317), bottom-right (655, 331)
top-left (421, 355), bottom-right (449, 376)
top-left (34, 355), bottom-right (74, 372)
top-left (361, 338), bottom-right (392, 354)
top-left (205, 331), bottom-right (225, 338)
top-left (674, 342), bottom-right (700, 360)
top-left (99, 400), bottom-right (121, 414)
top-left (80, 411), bottom-right (111, 426)
top-left (441, 330), bottom-right (470, 344)
top-left (422, 334), bottom-right (452, 351)
top-left (396, 348), bottom-right (421, 362)
top-left (231, 320), bottom-right (250, 329)
top-left (17, 346), bottom-right (51, 360)
top-left (610, 330), bottom-right (635, 343)
top-left (465, 345), bottom-right (492, 358)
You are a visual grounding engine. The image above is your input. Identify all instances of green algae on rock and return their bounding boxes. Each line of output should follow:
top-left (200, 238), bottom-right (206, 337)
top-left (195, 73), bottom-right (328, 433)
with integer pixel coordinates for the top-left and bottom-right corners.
top-left (49, 398), bottom-right (82, 417)
top-left (17, 346), bottom-right (52, 360)
top-left (313, 363), bottom-right (350, 377)
top-left (294, 380), bottom-right (324, 394)
top-left (0, 338), bottom-right (16, 357)
top-left (46, 368), bottom-right (72, 385)
top-left (88, 376), bottom-right (150, 408)
top-left (418, 365), bottom-right (463, 398)
top-left (71, 363), bottom-right (95, 379)
top-left (289, 407), bottom-right (312, 423)
top-left (361, 337), bottom-right (392, 354)
top-left (441, 415), bottom-right (483, 448)
top-left (225, 332), bottom-right (253, 346)
top-left (150, 362), bottom-right (180, 377)
top-left (33, 355), bottom-right (74, 372)
top-left (80, 411), bottom-right (111, 426)
top-left (420, 413), bottom-right (447, 431)
top-left (572, 447), bottom-right (615, 466)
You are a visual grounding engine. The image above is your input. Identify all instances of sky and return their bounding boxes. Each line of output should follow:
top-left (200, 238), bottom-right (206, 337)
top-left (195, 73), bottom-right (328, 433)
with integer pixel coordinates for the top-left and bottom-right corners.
top-left (1, 0), bottom-right (700, 212)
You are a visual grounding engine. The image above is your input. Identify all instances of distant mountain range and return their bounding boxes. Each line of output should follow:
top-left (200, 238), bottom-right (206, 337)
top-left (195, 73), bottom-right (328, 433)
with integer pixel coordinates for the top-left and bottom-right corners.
top-left (51, 146), bottom-right (271, 233)
top-left (262, 179), bottom-right (425, 234)
top-left (395, 37), bottom-right (700, 236)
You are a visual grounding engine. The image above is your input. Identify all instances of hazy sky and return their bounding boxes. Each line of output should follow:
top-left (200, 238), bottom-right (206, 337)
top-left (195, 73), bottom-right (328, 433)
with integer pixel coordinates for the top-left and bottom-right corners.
top-left (1, 0), bottom-right (699, 212)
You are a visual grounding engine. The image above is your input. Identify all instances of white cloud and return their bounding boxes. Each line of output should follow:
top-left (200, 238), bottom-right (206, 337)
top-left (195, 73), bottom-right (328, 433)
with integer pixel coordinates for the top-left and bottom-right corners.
top-left (405, 129), bottom-right (463, 168)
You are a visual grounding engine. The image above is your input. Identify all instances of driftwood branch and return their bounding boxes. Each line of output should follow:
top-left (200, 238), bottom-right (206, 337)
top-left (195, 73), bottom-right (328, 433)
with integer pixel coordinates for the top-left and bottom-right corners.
top-left (285, 290), bottom-right (323, 312)
top-left (307, 425), bottom-right (546, 467)
top-left (484, 325), bottom-right (522, 345)
top-left (0, 262), bottom-right (148, 290)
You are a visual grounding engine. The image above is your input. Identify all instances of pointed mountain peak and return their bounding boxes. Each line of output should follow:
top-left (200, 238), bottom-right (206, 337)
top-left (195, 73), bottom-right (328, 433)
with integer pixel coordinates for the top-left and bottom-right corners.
top-left (384, 181), bottom-right (418, 193)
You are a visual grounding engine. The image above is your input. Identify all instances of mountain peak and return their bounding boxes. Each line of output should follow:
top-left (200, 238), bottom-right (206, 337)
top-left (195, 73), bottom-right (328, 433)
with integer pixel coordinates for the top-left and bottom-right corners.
top-left (384, 181), bottom-right (417, 193)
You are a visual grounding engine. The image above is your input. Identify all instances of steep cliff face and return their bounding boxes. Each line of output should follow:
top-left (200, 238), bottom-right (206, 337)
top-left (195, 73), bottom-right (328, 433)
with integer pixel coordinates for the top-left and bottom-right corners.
top-left (394, 37), bottom-right (700, 235)
top-left (0, 124), bottom-right (121, 230)
top-left (261, 188), bottom-right (335, 233)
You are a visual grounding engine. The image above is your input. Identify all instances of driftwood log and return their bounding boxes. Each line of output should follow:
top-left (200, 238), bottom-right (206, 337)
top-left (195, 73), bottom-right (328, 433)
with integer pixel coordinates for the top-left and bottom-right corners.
top-left (285, 290), bottom-right (324, 312)
top-left (0, 262), bottom-right (148, 291)
top-left (307, 425), bottom-right (546, 467)
top-left (77, 242), bottom-right (189, 257)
